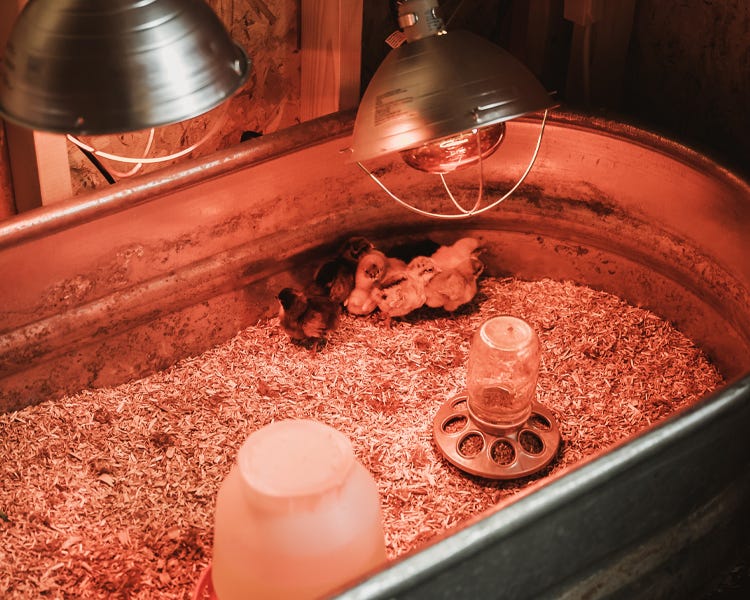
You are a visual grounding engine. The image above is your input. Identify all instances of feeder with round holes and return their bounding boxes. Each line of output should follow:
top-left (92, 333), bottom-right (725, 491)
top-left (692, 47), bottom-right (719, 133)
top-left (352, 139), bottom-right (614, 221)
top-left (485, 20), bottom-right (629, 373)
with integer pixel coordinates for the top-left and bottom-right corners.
top-left (433, 316), bottom-right (561, 479)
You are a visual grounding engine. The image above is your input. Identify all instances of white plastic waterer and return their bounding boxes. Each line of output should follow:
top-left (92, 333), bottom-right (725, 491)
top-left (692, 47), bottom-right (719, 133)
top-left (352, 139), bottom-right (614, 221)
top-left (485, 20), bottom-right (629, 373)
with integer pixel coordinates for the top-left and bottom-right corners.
top-left (210, 419), bottom-right (387, 600)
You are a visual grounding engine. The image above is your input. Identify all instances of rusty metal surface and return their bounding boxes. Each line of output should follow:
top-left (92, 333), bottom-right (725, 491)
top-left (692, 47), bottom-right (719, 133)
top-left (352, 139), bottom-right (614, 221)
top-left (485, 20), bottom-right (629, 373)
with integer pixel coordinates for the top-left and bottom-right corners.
top-left (0, 110), bottom-right (357, 251)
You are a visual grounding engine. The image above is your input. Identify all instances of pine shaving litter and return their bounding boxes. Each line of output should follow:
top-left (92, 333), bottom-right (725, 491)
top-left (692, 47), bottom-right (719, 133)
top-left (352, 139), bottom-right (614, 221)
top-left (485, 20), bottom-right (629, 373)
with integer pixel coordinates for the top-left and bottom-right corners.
top-left (0, 278), bottom-right (724, 599)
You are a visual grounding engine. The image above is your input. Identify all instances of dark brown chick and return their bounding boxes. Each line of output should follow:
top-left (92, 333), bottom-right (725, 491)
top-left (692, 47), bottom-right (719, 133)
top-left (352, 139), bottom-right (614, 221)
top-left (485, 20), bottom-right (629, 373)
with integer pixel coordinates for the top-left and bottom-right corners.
top-left (278, 287), bottom-right (340, 349)
top-left (312, 237), bottom-right (375, 304)
top-left (338, 236), bottom-right (375, 263)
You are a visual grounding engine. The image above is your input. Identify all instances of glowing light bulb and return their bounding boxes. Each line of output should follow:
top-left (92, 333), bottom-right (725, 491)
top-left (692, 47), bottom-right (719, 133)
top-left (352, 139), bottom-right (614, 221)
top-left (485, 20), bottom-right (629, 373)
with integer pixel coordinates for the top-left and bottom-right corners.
top-left (399, 122), bottom-right (506, 174)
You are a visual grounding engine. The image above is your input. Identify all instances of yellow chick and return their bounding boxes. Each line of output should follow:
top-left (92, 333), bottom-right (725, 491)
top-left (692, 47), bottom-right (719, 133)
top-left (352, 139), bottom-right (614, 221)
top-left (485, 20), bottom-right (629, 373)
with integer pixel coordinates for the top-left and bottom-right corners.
top-left (371, 256), bottom-right (437, 322)
top-left (345, 249), bottom-right (386, 315)
top-left (345, 287), bottom-right (379, 316)
top-left (431, 237), bottom-right (481, 270)
top-left (354, 249), bottom-right (388, 289)
top-left (406, 255), bottom-right (439, 282)
top-left (424, 255), bottom-right (484, 311)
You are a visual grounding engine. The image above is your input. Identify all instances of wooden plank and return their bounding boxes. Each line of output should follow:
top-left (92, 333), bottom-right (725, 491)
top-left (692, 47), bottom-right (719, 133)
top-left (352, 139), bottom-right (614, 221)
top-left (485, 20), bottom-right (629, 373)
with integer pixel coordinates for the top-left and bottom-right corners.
top-left (566, 0), bottom-right (636, 109)
top-left (4, 127), bottom-right (73, 211)
top-left (589, 0), bottom-right (636, 108)
top-left (1, 0), bottom-right (73, 211)
top-left (0, 0), bottom-right (24, 217)
top-left (300, 0), bottom-right (363, 121)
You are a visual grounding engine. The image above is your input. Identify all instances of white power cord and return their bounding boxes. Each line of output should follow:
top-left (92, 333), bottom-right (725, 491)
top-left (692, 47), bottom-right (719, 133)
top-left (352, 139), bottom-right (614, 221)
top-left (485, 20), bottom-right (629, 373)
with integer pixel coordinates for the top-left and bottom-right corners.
top-left (66, 108), bottom-right (227, 176)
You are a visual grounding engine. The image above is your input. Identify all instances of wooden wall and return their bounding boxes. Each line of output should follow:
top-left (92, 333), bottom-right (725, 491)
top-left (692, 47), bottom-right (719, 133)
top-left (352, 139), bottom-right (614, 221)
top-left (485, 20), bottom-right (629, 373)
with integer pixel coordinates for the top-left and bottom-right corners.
top-left (0, 123), bottom-right (12, 219)
top-left (625, 0), bottom-right (750, 178)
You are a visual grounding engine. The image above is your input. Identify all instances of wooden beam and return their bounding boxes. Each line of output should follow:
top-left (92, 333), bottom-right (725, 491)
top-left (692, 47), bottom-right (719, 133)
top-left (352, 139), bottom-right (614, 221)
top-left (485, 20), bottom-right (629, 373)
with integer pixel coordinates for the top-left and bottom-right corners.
top-left (300, 0), bottom-right (363, 121)
top-left (1, 0), bottom-right (73, 212)
top-left (4, 126), bottom-right (73, 211)
top-left (565, 0), bottom-right (636, 109)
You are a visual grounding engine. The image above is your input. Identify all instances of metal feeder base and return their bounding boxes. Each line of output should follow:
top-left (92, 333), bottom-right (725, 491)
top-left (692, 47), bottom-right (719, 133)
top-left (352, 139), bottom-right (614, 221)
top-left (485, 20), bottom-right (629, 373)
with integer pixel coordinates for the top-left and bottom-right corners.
top-left (433, 394), bottom-right (561, 480)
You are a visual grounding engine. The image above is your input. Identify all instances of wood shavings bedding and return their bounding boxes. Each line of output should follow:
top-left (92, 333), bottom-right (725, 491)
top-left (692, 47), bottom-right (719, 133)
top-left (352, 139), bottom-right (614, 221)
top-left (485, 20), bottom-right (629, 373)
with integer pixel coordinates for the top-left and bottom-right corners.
top-left (0, 277), bottom-right (723, 599)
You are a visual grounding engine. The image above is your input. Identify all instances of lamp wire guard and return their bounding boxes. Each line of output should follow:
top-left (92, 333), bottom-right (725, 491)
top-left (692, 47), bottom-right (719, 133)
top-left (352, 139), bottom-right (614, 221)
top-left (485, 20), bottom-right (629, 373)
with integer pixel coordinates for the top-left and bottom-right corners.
top-left (355, 110), bottom-right (548, 220)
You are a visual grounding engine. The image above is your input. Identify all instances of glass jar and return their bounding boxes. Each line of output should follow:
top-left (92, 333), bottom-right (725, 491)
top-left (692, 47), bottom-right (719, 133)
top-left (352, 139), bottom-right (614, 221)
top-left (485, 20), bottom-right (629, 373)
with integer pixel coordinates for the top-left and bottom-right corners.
top-left (211, 419), bottom-right (387, 600)
top-left (466, 316), bottom-right (540, 431)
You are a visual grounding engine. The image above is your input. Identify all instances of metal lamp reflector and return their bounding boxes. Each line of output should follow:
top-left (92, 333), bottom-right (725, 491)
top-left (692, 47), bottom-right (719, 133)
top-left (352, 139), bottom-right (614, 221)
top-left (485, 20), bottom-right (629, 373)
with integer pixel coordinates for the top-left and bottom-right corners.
top-left (351, 0), bottom-right (555, 219)
top-left (0, 0), bottom-right (250, 135)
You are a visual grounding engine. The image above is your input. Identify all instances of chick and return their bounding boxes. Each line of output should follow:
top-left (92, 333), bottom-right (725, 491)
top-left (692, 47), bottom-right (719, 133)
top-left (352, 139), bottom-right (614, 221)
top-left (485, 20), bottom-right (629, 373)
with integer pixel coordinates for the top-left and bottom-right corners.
top-left (430, 237), bottom-right (481, 270)
top-left (407, 255), bottom-right (439, 281)
top-left (311, 259), bottom-right (353, 305)
top-left (355, 249), bottom-right (388, 287)
top-left (386, 255), bottom-right (408, 273)
top-left (345, 249), bottom-right (389, 315)
top-left (371, 272), bottom-right (422, 321)
top-left (277, 287), bottom-right (340, 349)
top-left (311, 237), bottom-right (375, 304)
top-left (339, 236), bottom-right (375, 263)
top-left (424, 255), bottom-right (484, 311)
top-left (371, 256), bottom-right (437, 322)
top-left (344, 287), bottom-right (379, 316)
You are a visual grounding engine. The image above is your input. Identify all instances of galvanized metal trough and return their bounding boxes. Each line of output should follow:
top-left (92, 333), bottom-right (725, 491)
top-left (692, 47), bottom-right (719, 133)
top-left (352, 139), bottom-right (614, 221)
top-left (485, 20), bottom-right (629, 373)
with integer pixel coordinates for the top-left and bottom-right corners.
top-left (1, 110), bottom-right (748, 598)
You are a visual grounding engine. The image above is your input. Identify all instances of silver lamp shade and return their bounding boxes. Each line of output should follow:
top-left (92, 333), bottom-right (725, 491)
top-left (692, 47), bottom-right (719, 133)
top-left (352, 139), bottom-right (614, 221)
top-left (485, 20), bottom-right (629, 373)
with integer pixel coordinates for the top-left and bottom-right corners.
top-left (0, 0), bottom-right (250, 135)
top-left (351, 30), bottom-right (554, 163)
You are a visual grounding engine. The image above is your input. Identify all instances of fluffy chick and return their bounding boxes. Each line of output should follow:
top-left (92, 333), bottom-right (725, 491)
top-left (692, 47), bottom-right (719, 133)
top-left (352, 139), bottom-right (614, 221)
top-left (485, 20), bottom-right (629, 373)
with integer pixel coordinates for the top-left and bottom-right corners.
top-left (277, 287), bottom-right (340, 349)
top-left (311, 237), bottom-right (375, 304)
top-left (425, 256), bottom-right (484, 311)
top-left (345, 249), bottom-right (389, 315)
top-left (311, 259), bottom-right (354, 305)
top-left (431, 237), bottom-right (481, 270)
top-left (355, 249), bottom-right (388, 288)
top-left (338, 236), bottom-right (375, 263)
top-left (371, 256), bottom-right (437, 322)
top-left (407, 255), bottom-right (439, 281)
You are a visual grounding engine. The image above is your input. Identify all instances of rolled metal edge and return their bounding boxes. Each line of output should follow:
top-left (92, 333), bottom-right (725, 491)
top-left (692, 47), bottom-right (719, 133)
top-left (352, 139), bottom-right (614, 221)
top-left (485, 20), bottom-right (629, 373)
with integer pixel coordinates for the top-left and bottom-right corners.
top-left (333, 374), bottom-right (750, 599)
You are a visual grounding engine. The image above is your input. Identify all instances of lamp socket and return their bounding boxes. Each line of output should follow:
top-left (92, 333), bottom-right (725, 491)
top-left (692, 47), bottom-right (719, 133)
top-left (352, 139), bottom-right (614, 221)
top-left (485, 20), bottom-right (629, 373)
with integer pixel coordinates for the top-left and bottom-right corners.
top-left (397, 0), bottom-right (445, 42)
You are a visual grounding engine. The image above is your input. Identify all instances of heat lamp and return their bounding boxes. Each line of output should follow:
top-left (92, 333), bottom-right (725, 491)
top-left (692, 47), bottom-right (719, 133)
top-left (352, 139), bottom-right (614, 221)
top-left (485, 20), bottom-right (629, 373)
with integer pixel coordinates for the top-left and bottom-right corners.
top-left (0, 0), bottom-right (249, 135)
top-left (351, 0), bottom-right (555, 219)
top-left (0, 0), bottom-right (249, 181)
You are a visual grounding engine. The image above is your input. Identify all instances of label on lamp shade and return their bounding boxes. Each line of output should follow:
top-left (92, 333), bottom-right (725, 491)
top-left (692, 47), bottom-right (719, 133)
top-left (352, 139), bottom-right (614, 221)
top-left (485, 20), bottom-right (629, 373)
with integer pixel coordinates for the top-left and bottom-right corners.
top-left (385, 30), bottom-right (407, 48)
top-left (374, 89), bottom-right (414, 127)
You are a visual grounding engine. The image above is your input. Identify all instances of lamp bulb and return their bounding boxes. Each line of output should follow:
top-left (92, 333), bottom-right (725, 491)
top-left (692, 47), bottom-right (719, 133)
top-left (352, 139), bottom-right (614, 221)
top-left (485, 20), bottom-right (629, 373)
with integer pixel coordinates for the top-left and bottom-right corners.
top-left (400, 122), bottom-right (506, 174)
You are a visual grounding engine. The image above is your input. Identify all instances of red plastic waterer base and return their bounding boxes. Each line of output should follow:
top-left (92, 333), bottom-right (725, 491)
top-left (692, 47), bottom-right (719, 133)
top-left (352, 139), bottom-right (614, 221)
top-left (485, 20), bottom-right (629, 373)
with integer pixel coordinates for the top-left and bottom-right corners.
top-left (193, 564), bottom-right (217, 600)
